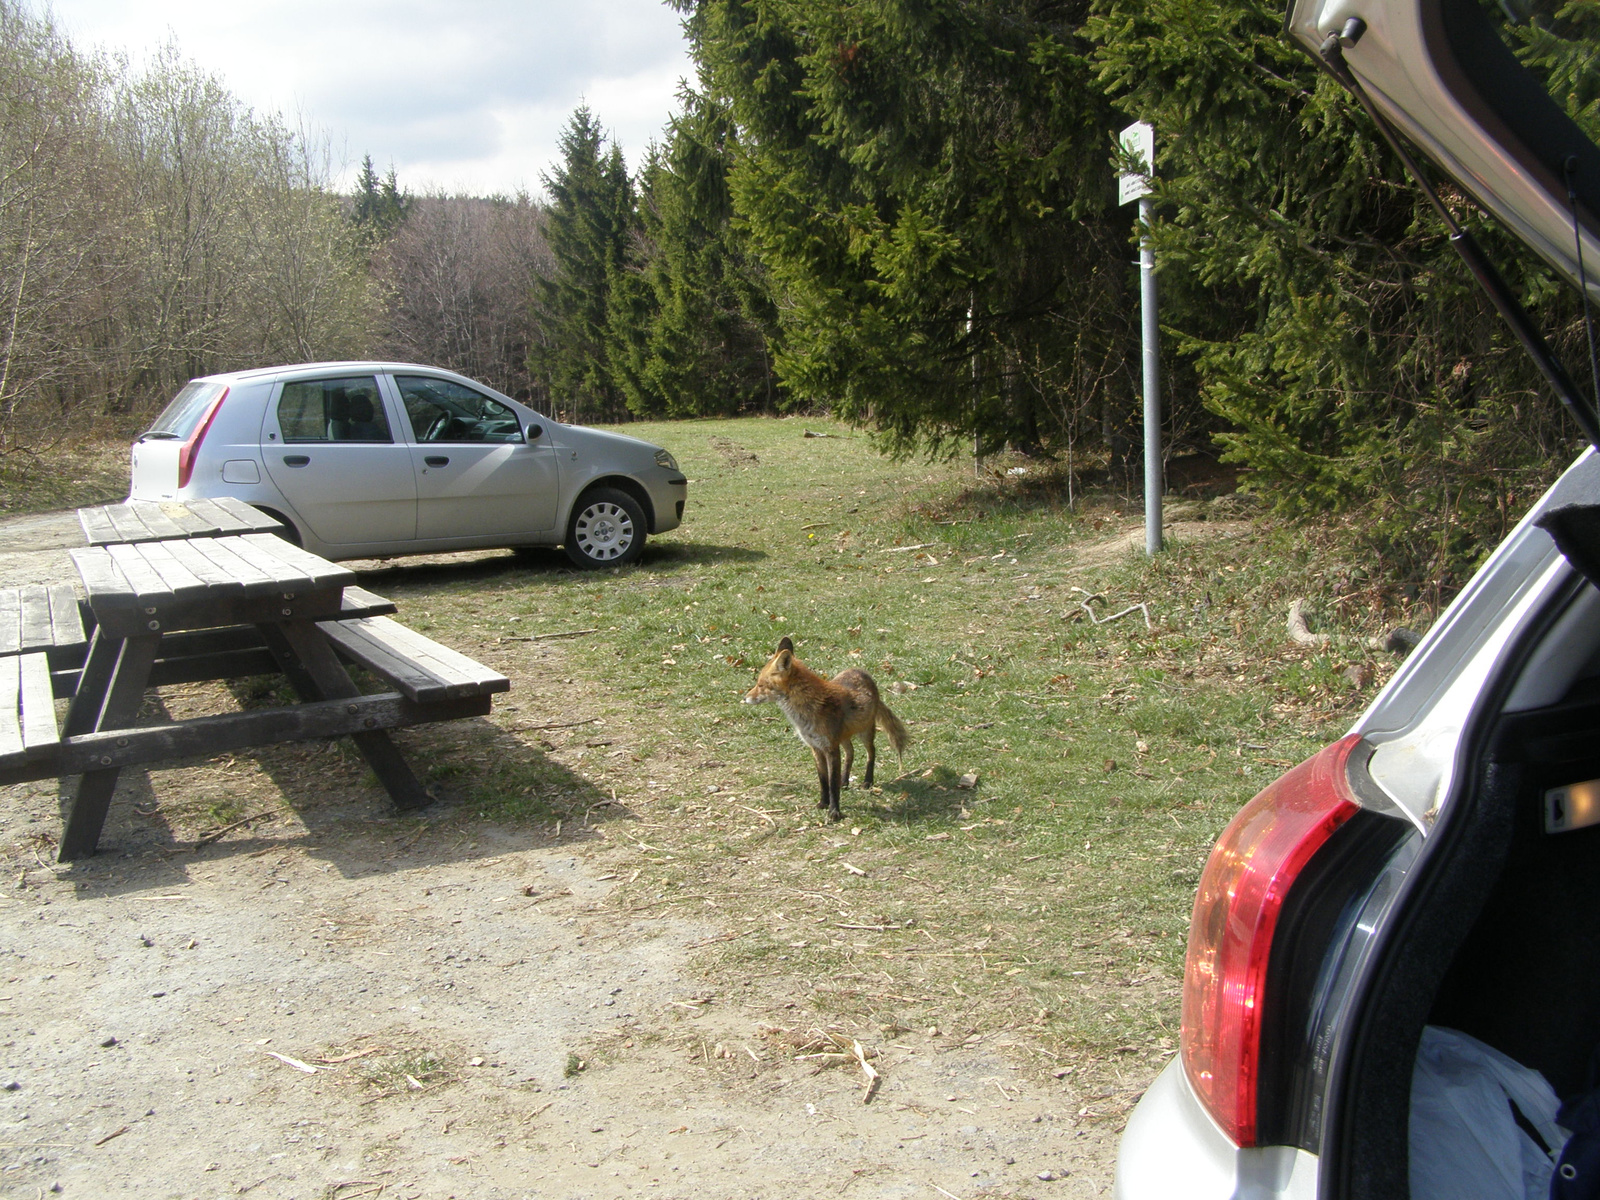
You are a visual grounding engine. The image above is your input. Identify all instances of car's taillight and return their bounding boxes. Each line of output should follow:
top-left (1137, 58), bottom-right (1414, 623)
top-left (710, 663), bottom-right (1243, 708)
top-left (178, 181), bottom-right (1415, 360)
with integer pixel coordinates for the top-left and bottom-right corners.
top-left (1181, 733), bottom-right (1363, 1147)
top-left (177, 387), bottom-right (228, 489)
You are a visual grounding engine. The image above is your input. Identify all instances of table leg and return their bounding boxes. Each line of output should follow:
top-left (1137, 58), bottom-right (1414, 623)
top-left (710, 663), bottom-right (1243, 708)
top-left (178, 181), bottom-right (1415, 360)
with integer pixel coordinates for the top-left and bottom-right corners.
top-left (63, 628), bottom-right (118, 737)
top-left (259, 622), bottom-right (432, 811)
top-left (58, 634), bottom-right (161, 861)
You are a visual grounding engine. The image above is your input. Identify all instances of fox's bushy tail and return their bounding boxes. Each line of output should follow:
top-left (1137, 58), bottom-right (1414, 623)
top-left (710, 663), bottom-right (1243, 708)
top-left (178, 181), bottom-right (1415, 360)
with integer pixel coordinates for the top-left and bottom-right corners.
top-left (876, 704), bottom-right (910, 757)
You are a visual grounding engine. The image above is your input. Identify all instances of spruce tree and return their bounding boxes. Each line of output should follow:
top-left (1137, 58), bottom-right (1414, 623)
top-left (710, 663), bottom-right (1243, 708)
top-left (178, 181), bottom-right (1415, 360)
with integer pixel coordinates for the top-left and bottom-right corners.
top-left (614, 92), bottom-right (783, 418)
top-left (530, 107), bottom-right (634, 424)
top-left (678, 0), bottom-right (1136, 458)
top-left (351, 154), bottom-right (409, 243)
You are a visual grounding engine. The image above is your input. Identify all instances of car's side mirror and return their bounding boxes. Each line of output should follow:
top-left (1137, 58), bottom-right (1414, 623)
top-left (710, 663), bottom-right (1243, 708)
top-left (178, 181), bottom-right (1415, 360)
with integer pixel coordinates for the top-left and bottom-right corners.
top-left (527, 424), bottom-right (543, 441)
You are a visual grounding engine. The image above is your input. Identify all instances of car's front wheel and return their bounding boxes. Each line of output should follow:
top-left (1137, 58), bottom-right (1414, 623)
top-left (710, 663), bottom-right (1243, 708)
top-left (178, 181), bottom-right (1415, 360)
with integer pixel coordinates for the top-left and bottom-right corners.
top-left (564, 488), bottom-right (645, 568)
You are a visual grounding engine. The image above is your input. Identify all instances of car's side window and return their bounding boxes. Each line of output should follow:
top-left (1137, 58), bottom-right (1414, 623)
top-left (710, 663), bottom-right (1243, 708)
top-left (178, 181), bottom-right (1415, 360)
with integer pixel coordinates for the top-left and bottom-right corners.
top-left (396, 376), bottom-right (525, 444)
top-left (278, 377), bottom-right (392, 443)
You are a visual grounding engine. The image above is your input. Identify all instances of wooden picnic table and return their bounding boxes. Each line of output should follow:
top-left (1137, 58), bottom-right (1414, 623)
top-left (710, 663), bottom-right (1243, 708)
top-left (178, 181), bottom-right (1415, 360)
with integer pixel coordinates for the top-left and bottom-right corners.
top-left (77, 496), bottom-right (285, 546)
top-left (0, 505), bottom-right (509, 861)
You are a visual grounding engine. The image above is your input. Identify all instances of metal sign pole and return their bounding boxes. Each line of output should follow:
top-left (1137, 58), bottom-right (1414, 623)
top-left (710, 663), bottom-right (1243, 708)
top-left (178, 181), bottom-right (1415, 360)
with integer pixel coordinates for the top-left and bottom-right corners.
top-left (1139, 195), bottom-right (1162, 556)
top-left (1119, 122), bottom-right (1162, 555)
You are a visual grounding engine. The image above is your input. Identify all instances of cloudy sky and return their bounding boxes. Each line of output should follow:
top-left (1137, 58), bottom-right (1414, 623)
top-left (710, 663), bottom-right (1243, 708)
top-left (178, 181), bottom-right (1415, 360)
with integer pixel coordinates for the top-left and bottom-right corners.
top-left (42, 0), bottom-right (695, 197)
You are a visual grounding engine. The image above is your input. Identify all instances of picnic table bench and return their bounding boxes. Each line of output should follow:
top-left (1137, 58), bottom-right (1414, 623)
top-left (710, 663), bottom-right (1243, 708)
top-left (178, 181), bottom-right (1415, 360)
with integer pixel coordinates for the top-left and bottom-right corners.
top-left (0, 501), bottom-right (509, 860)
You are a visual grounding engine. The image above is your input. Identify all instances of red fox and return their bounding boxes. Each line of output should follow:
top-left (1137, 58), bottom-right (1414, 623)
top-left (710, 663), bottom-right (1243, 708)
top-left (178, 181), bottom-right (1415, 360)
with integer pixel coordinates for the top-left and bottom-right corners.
top-left (743, 636), bottom-right (910, 820)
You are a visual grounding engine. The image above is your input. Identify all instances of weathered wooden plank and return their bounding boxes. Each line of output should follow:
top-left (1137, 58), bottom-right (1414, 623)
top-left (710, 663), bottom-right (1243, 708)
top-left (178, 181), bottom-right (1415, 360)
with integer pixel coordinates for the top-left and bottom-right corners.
top-left (211, 496), bottom-right (283, 533)
top-left (17, 586), bottom-right (51, 651)
top-left (42, 586), bottom-right (84, 652)
top-left (130, 541), bottom-right (214, 604)
top-left (148, 647), bottom-right (280, 687)
top-left (103, 543), bottom-right (176, 605)
top-left (186, 496), bottom-right (270, 535)
top-left (363, 617), bottom-right (506, 690)
top-left (18, 653), bottom-right (58, 752)
top-left (122, 503), bottom-right (189, 541)
top-left (0, 589), bottom-right (20, 655)
top-left (0, 692), bottom-right (490, 788)
top-left (179, 496), bottom-right (237, 533)
top-left (160, 537), bottom-right (243, 593)
top-left (77, 507), bottom-right (121, 546)
top-left (105, 504), bottom-right (156, 544)
top-left (185, 535), bottom-right (276, 590)
top-left (318, 616), bottom-right (508, 702)
top-left (222, 535), bottom-right (318, 593)
top-left (68, 553), bottom-right (138, 624)
top-left (340, 586), bottom-right (397, 618)
top-left (240, 533), bottom-right (353, 591)
top-left (318, 618), bottom-right (447, 700)
top-left (49, 586), bottom-right (86, 644)
top-left (0, 657), bottom-right (22, 761)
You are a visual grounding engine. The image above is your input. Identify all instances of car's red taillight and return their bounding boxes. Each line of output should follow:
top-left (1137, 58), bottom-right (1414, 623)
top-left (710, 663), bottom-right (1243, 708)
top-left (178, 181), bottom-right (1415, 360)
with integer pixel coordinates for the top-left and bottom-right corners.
top-left (1180, 733), bottom-right (1363, 1146)
top-left (176, 387), bottom-right (228, 489)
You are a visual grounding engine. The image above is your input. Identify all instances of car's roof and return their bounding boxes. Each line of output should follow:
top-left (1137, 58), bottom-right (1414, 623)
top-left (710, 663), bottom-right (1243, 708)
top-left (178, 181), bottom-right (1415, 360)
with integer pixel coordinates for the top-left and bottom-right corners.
top-left (194, 361), bottom-right (484, 385)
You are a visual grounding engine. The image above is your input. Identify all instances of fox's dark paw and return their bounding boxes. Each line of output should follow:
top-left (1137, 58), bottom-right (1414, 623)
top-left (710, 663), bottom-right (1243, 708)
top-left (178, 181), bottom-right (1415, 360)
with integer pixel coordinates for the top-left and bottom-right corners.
top-left (816, 797), bottom-right (829, 809)
top-left (827, 808), bottom-right (843, 822)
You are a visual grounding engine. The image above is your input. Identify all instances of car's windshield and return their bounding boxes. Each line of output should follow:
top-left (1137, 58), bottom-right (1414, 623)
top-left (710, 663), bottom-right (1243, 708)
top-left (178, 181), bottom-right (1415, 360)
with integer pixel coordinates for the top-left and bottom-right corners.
top-left (144, 381), bottom-right (226, 439)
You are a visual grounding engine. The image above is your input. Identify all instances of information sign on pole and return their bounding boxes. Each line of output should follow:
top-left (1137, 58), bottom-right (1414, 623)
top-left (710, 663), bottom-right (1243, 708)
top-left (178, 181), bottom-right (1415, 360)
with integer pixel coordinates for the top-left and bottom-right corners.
top-left (1118, 121), bottom-right (1154, 206)
top-left (1118, 121), bottom-right (1162, 556)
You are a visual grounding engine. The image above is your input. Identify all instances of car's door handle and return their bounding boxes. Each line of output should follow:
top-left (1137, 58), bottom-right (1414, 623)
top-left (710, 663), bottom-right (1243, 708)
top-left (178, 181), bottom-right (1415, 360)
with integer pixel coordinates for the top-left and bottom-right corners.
top-left (424, 455), bottom-right (450, 467)
top-left (283, 455), bottom-right (310, 467)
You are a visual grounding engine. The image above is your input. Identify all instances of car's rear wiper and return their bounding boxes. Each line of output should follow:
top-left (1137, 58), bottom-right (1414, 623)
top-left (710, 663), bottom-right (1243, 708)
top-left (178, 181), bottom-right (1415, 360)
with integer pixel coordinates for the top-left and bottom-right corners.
top-left (137, 431), bottom-right (181, 441)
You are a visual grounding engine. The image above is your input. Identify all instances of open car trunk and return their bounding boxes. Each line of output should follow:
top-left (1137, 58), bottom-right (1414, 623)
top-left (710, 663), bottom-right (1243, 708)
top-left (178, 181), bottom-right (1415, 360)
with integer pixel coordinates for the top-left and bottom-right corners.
top-left (1431, 691), bottom-right (1600, 1104)
top-left (1323, 568), bottom-right (1600, 1198)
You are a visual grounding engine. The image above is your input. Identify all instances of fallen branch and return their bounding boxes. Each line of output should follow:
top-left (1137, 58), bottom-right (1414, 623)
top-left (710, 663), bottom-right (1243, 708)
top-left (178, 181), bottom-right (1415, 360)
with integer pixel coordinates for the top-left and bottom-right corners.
top-left (194, 811), bottom-right (276, 850)
top-left (1079, 599), bottom-right (1152, 630)
top-left (317, 1047), bottom-right (386, 1064)
top-left (500, 628), bottom-right (596, 642)
top-left (1286, 599), bottom-right (1330, 647)
top-left (266, 1051), bottom-right (318, 1074)
top-left (516, 717), bottom-right (600, 731)
top-left (850, 1038), bottom-right (881, 1103)
top-left (880, 543), bottom-right (935, 553)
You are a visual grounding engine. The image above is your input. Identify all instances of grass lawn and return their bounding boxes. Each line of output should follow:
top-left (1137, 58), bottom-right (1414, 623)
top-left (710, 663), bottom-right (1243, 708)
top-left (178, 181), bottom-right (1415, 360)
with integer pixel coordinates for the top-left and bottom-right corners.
top-left (350, 413), bottom-right (1417, 1104)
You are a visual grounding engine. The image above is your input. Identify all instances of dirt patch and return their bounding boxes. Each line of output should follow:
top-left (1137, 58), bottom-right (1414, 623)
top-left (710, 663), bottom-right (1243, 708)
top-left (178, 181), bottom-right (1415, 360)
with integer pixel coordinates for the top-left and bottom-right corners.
top-left (0, 516), bottom-right (1128, 1199)
top-left (1066, 519), bottom-right (1253, 571)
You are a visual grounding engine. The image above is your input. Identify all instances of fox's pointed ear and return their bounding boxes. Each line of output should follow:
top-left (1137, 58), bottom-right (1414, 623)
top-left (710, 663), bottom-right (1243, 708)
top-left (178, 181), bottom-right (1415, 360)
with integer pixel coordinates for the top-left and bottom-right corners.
top-left (776, 636), bottom-right (794, 654)
top-left (772, 649), bottom-right (793, 672)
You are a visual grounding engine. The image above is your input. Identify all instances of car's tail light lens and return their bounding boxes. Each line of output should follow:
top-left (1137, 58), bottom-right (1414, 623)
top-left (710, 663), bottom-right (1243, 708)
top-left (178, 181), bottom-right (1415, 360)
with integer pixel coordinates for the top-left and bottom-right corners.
top-left (176, 387), bottom-right (228, 489)
top-left (1181, 733), bottom-right (1364, 1146)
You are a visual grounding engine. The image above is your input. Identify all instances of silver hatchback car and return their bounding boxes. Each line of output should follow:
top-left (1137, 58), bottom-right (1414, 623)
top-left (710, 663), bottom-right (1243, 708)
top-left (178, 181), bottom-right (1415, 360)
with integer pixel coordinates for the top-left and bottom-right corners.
top-left (1116, 0), bottom-right (1600, 1196)
top-left (129, 362), bottom-right (688, 568)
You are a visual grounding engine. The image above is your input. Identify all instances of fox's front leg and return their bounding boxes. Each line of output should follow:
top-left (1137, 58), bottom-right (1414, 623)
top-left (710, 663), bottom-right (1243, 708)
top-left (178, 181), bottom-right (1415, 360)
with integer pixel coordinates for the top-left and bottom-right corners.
top-left (812, 745), bottom-right (832, 810)
top-left (826, 748), bottom-right (843, 820)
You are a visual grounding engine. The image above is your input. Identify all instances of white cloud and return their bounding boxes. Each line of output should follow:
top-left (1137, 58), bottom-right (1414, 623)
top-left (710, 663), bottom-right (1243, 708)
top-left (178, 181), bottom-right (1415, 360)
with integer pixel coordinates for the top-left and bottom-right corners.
top-left (41, 0), bottom-right (693, 196)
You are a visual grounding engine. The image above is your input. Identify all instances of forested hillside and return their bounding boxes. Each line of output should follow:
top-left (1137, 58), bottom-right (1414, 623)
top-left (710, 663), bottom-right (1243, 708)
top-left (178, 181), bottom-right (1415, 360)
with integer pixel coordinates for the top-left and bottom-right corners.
top-left (4, 0), bottom-right (1598, 587)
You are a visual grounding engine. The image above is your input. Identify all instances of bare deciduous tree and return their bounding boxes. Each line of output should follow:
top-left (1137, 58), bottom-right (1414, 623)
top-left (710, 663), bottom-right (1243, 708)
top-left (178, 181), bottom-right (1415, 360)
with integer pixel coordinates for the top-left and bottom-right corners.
top-left (373, 193), bottom-right (552, 402)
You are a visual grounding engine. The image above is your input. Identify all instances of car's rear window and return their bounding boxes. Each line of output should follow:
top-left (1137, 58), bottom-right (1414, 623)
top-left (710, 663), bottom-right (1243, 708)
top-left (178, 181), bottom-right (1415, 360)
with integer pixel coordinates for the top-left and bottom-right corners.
top-left (145, 381), bottom-right (228, 439)
top-left (1488, 0), bottom-right (1600, 140)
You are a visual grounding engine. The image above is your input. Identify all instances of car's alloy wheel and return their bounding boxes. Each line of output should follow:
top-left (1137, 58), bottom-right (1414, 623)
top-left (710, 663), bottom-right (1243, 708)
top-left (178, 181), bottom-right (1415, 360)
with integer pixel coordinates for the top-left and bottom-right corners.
top-left (564, 488), bottom-right (645, 568)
